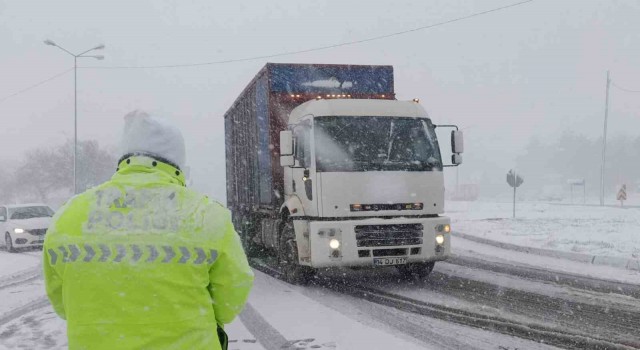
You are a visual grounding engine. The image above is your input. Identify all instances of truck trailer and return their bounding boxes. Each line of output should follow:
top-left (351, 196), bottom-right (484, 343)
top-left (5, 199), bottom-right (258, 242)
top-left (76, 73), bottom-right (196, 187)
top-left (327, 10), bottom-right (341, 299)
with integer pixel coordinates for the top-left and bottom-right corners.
top-left (224, 63), bottom-right (463, 283)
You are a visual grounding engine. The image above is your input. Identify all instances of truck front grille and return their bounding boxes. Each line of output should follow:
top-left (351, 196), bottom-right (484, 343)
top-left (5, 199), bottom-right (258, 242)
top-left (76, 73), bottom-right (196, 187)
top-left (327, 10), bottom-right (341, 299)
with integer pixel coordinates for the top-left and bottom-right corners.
top-left (355, 224), bottom-right (423, 247)
top-left (372, 248), bottom-right (407, 257)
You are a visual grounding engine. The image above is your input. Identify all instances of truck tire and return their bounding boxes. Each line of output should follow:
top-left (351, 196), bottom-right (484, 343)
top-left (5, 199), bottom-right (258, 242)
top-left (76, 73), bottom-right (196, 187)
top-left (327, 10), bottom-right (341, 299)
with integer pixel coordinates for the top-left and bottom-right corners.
top-left (279, 220), bottom-right (315, 285)
top-left (397, 261), bottom-right (435, 280)
top-left (242, 233), bottom-right (261, 257)
top-left (239, 216), bottom-right (261, 257)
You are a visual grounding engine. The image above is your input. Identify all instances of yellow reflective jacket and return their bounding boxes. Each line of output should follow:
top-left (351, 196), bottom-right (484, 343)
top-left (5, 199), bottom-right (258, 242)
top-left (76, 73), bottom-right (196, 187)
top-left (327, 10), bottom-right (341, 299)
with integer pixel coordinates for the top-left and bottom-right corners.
top-left (43, 156), bottom-right (254, 350)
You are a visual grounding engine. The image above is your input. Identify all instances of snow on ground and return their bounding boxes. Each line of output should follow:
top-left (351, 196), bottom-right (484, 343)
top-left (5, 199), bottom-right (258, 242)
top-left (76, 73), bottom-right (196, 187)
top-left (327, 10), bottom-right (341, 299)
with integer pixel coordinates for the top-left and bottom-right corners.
top-left (299, 271), bottom-right (562, 350)
top-left (447, 201), bottom-right (640, 259)
top-left (0, 249), bottom-right (41, 279)
top-left (0, 305), bottom-right (67, 350)
top-left (245, 270), bottom-right (429, 349)
top-left (0, 248), bottom-right (430, 350)
top-left (453, 236), bottom-right (640, 285)
top-left (0, 302), bottom-right (266, 350)
top-left (0, 278), bottom-right (45, 317)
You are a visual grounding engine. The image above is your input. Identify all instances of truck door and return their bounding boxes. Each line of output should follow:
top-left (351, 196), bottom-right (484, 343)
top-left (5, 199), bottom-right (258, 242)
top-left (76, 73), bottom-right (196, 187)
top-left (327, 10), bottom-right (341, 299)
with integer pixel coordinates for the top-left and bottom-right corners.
top-left (292, 122), bottom-right (318, 216)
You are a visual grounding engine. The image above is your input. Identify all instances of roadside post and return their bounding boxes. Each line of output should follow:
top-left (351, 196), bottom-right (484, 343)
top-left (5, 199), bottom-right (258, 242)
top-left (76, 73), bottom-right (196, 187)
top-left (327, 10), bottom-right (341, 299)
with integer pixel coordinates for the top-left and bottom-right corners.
top-left (507, 170), bottom-right (524, 218)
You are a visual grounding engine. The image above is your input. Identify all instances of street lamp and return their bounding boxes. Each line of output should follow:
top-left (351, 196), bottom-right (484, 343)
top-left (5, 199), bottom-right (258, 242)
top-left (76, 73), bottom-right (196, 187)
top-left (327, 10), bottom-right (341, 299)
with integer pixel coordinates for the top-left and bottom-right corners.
top-left (600, 70), bottom-right (611, 206)
top-left (44, 39), bottom-right (105, 194)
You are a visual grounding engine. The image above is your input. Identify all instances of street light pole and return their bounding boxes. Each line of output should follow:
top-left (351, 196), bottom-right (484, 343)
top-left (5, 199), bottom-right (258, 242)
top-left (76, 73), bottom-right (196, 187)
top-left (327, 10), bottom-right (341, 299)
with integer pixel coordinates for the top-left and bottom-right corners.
top-left (74, 55), bottom-right (77, 197)
top-left (44, 40), bottom-right (104, 194)
top-left (600, 70), bottom-right (611, 206)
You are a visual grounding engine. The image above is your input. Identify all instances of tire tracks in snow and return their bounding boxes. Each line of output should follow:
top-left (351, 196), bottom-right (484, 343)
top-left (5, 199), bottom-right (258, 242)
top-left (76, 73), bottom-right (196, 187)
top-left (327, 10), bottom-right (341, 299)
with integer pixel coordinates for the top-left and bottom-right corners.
top-left (250, 258), bottom-right (639, 350)
top-left (0, 261), bottom-right (49, 330)
top-left (448, 255), bottom-right (640, 298)
top-left (0, 296), bottom-right (49, 327)
top-left (0, 266), bottom-right (42, 291)
top-left (353, 265), bottom-right (640, 348)
top-left (346, 279), bottom-right (638, 350)
top-left (239, 303), bottom-right (289, 350)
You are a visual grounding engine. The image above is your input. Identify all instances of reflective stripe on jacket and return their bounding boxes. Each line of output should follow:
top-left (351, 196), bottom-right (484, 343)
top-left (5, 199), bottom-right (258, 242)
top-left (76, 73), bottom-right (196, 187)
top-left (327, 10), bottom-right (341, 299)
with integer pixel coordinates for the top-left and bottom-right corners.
top-left (43, 155), bottom-right (254, 350)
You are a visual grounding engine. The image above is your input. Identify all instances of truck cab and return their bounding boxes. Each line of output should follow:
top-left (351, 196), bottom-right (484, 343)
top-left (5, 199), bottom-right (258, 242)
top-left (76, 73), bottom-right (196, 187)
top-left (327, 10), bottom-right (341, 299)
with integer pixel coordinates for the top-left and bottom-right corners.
top-left (279, 98), bottom-right (461, 275)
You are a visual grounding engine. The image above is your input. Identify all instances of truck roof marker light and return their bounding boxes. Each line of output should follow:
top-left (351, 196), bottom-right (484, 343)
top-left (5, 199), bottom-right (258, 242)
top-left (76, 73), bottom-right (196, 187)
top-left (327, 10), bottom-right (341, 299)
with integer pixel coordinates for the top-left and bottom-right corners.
top-left (413, 98), bottom-right (420, 103)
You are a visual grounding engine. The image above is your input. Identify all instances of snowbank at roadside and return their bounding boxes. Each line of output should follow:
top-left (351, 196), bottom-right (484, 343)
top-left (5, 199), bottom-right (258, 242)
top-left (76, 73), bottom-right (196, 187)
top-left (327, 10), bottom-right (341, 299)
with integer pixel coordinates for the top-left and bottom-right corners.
top-left (452, 235), bottom-right (640, 285)
top-left (447, 201), bottom-right (640, 260)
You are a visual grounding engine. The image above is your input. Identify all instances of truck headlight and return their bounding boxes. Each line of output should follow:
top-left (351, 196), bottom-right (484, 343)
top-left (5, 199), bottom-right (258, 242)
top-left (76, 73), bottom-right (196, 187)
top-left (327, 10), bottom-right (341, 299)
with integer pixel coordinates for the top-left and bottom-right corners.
top-left (435, 234), bottom-right (445, 245)
top-left (14, 228), bottom-right (24, 234)
top-left (329, 239), bottom-right (340, 249)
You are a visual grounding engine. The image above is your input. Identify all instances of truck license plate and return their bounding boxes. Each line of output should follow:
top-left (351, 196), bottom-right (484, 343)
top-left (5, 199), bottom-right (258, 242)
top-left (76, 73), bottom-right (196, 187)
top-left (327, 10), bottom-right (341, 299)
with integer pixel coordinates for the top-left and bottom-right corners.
top-left (373, 257), bottom-right (407, 266)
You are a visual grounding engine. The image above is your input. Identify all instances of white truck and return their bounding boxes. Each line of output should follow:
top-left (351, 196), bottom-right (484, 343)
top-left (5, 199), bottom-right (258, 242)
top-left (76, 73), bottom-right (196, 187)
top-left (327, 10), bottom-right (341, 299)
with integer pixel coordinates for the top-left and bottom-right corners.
top-left (224, 63), bottom-right (463, 283)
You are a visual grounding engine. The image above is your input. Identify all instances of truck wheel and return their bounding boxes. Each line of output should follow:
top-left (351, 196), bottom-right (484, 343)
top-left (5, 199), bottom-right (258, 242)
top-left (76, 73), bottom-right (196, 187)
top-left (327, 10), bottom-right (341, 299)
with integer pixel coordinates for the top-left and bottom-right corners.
top-left (397, 261), bottom-right (435, 280)
top-left (5, 233), bottom-right (16, 253)
top-left (241, 229), bottom-right (262, 257)
top-left (279, 221), bottom-right (315, 285)
top-left (241, 234), bottom-right (259, 257)
top-left (239, 216), bottom-right (261, 258)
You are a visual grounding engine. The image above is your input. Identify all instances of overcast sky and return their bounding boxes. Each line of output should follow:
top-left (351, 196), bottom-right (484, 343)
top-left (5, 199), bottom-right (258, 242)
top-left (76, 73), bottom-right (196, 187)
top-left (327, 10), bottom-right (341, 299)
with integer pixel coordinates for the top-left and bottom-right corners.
top-left (1, 0), bottom-right (639, 201)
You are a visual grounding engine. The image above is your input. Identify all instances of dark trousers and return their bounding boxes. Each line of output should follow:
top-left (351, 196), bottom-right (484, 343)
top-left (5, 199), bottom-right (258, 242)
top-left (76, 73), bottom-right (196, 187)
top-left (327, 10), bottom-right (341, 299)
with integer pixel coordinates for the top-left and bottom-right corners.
top-left (217, 326), bottom-right (228, 350)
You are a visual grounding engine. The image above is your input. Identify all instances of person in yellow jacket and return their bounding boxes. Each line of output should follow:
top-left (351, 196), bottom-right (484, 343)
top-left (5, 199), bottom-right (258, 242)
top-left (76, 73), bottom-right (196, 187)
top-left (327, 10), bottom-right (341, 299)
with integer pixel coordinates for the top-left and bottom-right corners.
top-left (43, 110), bottom-right (254, 350)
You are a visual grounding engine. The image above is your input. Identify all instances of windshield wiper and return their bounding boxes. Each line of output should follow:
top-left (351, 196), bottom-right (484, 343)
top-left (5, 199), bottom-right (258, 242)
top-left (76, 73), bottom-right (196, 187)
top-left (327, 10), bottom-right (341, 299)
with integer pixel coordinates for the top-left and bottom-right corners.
top-left (426, 159), bottom-right (441, 167)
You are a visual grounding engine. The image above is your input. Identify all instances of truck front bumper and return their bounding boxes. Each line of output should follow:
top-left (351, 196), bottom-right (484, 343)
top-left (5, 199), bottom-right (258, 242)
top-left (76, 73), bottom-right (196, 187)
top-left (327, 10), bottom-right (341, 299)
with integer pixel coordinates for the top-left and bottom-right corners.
top-left (299, 216), bottom-right (451, 268)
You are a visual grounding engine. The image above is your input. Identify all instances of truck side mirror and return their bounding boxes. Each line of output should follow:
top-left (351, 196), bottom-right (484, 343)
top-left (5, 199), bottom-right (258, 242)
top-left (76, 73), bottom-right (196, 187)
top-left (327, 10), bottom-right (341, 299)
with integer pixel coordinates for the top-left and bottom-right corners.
top-left (452, 153), bottom-right (462, 165)
top-left (280, 130), bottom-right (295, 167)
top-left (451, 130), bottom-right (464, 154)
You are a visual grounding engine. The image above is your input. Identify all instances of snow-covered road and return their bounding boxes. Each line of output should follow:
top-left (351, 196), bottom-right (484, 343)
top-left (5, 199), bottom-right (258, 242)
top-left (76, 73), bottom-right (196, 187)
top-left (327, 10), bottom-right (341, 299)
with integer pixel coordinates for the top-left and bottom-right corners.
top-left (1, 239), bottom-right (639, 349)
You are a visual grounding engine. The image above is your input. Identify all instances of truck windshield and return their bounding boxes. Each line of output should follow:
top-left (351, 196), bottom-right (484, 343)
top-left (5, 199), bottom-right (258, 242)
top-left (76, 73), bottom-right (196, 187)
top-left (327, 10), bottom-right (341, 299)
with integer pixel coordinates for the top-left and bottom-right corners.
top-left (314, 116), bottom-right (442, 172)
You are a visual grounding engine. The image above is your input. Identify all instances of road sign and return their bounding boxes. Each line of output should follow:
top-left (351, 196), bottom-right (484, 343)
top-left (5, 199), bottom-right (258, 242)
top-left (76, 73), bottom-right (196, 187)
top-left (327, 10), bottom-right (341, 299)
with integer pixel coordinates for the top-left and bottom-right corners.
top-left (617, 184), bottom-right (627, 207)
top-left (507, 170), bottom-right (524, 218)
top-left (507, 170), bottom-right (524, 188)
